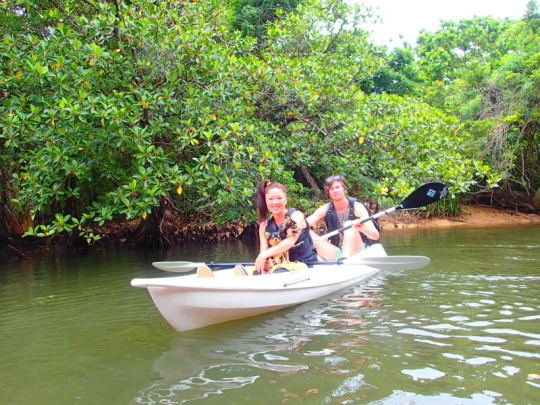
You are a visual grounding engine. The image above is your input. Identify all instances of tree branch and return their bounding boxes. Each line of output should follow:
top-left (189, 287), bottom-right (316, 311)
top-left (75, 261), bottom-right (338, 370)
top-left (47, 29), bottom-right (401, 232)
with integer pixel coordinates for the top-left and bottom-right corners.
top-left (323, 19), bottom-right (345, 54)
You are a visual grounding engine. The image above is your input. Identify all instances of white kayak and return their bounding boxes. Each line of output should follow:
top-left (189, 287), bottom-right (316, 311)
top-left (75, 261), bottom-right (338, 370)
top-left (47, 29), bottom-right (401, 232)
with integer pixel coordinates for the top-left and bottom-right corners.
top-left (131, 244), bottom-right (420, 332)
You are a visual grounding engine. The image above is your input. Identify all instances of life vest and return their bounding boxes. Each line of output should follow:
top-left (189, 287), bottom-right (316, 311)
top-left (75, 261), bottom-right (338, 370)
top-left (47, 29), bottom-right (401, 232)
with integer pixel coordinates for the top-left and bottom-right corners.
top-left (265, 209), bottom-right (318, 263)
top-left (324, 198), bottom-right (380, 247)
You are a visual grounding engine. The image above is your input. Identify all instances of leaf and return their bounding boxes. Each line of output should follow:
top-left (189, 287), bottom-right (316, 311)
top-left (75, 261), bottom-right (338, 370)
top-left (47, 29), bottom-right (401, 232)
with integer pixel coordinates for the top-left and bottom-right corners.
top-left (176, 185), bottom-right (183, 195)
top-left (36, 64), bottom-right (49, 75)
top-left (89, 43), bottom-right (104, 58)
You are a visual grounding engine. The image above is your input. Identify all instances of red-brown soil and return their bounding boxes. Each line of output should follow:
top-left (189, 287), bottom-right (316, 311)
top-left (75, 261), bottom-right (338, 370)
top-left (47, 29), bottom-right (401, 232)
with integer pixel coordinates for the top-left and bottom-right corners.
top-left (379, 204), bottom-right (540, 231)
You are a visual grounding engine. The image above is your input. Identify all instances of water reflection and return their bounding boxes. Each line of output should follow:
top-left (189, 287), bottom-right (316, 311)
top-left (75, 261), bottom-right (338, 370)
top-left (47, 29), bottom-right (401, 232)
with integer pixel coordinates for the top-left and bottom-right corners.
top-left (133, 276), bottom-right (386, 404)
top-left (133, 226), bottom-right (540, 405)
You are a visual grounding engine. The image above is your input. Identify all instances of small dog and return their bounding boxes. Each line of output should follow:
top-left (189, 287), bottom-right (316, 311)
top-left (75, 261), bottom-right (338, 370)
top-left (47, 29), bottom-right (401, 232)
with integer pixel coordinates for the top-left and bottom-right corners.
top-left (266, 232), bottom-right (287, 267)
top-left (264, 216), bottom-right (300, 267)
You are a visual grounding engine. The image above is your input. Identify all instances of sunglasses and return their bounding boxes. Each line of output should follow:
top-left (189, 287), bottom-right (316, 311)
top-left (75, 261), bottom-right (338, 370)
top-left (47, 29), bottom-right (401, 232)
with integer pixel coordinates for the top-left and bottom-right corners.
top-left (325, 175), bottom-right (344, 185)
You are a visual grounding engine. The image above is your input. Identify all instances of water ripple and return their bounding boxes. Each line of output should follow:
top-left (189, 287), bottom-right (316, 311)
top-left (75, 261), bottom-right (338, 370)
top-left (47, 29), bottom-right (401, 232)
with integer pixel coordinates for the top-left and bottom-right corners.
top-left (401, 367), bottom-right (446, 380)
top-left (477, 345), bottom-right (540, 359)
top-left (134, 370), bottom-right (259, 405)
top-left (3, 229), bottom-right (540, 405)
top-left (371, 390), bottom-right (503, 404)
top-left (483, 328), bottom-right (540, 340)
top-left (397, 328), bottom-right (450, 339)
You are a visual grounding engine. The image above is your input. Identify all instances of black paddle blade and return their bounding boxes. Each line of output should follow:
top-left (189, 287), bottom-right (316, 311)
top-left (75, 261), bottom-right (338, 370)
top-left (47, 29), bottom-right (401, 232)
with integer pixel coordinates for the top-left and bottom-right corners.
top-left (399, 182), bottom-right (448, 210)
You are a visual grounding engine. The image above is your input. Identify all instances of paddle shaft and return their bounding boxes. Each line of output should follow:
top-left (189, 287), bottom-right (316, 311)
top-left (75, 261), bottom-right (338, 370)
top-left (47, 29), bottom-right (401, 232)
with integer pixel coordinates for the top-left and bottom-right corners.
top-left (316, 182), bottom-right (448, 241)
top-left (191, 255), bottom-right (428, 270)
top-left (315, 206), bottom-right (396, 241)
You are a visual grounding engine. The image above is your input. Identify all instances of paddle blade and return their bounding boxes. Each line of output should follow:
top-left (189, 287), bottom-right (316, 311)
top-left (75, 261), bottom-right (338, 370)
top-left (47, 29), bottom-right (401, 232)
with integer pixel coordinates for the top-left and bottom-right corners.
top-left (152, 261), bottom-right (202, 272)
top-left (344, 255), bottom-right (430, 271)
top-left (152, 261), bottom-right (256, 272)
top-left (399, 182), bottom-right (448, 210)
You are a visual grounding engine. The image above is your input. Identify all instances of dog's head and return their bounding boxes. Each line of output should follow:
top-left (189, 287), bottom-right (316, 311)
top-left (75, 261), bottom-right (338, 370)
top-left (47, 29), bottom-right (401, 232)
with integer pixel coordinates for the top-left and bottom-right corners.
top-left (280, 216), bottom-right (299, 239)
top-left (264, 231), bottom-right (282, 246)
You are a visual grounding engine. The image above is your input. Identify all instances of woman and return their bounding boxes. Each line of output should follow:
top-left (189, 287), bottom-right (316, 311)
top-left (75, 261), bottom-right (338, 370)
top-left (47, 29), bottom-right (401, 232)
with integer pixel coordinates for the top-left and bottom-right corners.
top-left (307, 175), bottom-right (380, 260)
top-left (254, 179), bottom-right (317, 274)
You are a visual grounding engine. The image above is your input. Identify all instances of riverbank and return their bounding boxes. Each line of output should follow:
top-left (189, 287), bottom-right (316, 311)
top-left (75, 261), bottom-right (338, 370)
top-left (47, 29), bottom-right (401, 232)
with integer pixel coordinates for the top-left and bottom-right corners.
top-left (2, 204), bottom-right (539, 260)
top-left (380, 204), bottom-right (540, 230)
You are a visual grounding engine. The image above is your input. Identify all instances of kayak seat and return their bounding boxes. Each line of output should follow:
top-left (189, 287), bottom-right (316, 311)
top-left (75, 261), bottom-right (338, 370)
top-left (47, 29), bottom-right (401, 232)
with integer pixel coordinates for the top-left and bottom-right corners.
top-left (272, 267), bottom-right (290, 273)
top-left (196, 264), bottom-right (214, 278)
top-left (234, 265), bottom-right (249, 277)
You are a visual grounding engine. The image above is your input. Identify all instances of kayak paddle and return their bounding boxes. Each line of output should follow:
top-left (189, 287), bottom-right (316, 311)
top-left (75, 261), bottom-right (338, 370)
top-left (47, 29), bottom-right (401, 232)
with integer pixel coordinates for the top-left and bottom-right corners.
top-left (316, 181), bottom-right (448, 241)
top-left (152, 255), bottom-right (430, 272)
top-left (152, 261), bottom-right (254, 272)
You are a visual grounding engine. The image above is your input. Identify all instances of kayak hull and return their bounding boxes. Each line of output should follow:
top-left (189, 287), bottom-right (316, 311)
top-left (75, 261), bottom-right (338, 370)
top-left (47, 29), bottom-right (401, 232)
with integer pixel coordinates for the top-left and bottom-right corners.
top-left (131, 244), bottom-right (387, 331)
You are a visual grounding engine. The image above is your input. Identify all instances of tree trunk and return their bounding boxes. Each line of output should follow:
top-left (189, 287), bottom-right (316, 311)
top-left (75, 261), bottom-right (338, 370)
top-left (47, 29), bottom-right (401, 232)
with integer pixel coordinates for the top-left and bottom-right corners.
top-left (299, 166), bottom-right (321, 196)
top-left (533, 187), bottom-right (540, 209)
top-left (0, 167), bottom-right (34, 237)
top-left (131, 197), bottom-right (171, 248)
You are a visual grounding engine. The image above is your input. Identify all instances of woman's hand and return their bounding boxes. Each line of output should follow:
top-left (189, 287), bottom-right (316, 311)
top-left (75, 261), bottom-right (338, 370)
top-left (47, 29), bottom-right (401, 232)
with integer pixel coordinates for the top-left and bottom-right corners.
top-left (255, 252), bottom-right (270, 274)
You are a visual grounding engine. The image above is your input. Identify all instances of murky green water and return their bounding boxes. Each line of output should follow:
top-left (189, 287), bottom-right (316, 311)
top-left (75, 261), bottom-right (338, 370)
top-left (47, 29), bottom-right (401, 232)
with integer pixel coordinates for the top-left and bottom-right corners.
top-left (1, 226), bottom-right (539, 404)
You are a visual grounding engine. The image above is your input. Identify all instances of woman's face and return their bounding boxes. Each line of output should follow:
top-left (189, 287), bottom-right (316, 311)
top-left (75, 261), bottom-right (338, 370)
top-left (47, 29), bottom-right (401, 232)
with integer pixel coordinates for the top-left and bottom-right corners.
top-left (265, 187), bottom-right (288, 216)
top-left (327, 180), bottom-right (347, 201)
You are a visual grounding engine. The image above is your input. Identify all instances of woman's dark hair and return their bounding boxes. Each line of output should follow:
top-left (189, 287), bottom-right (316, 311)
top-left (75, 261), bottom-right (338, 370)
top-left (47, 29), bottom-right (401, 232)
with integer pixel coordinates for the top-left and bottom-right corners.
top-left (323, 175), bottom-right (348, 198)
top-left (255, 179), bottom-right (288, 223)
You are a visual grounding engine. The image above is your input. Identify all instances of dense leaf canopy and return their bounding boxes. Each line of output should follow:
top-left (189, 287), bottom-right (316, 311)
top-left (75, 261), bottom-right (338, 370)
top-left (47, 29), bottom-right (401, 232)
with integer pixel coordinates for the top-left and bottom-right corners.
top-left (2, 0), bottom-right (532, 244)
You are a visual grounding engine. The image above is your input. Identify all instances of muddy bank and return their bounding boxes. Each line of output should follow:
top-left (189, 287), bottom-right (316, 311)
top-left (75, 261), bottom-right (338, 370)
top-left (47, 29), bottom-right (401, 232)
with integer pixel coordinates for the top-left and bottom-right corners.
top-left (379, 204), bottom-right (540, 230)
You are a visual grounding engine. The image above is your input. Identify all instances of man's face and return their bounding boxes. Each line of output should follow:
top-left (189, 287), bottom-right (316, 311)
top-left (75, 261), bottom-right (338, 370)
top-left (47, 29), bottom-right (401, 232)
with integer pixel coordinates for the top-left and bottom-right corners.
top-left (327, 180), bottom-right (347, 200)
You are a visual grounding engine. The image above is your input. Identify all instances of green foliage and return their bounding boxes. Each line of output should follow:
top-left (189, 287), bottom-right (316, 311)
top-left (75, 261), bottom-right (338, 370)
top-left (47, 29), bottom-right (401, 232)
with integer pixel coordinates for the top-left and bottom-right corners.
top-left (0, 0), bottom-right (502, 243)
top-left (230, 0), bottom-right (299, 39)
top-left (415, 3), bottom-right (540, 192)
top-left (312, 93), bottom-right (496, 204)
top-left (0, 0), bottom-right (98, 37)
top-left (2, 0), bottom-right (280, 239)
top-left (360, 47), bottom-right (419, 96)
top-left (416, 16), bottom-right (513, 83)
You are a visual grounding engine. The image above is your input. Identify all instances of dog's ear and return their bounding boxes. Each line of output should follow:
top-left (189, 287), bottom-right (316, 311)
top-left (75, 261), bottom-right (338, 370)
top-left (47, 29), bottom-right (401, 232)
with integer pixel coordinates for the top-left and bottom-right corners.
top-left (280, 217), bottom-right (298, 239)
top-left (264, 232), bottom-right (270, 239)
top-left (286, 227), bottom-right (299, 237)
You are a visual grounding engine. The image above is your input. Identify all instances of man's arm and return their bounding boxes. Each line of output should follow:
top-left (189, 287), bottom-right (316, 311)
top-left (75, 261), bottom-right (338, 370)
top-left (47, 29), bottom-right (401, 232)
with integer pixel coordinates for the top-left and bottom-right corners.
top-left (306, 203), bottom-right (329, 227)
top-left (353, 202), bottom-right (380, 240)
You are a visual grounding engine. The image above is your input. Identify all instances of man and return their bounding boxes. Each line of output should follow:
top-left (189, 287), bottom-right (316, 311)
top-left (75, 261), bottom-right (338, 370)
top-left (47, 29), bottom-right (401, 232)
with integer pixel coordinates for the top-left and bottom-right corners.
top-left (307, 175), bottom-right (380, 260)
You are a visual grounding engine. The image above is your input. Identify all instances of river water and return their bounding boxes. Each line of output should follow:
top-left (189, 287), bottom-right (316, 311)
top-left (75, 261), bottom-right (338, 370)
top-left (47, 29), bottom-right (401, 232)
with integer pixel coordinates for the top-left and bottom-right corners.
top-left (1, 225), bottom-right (539, 405)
